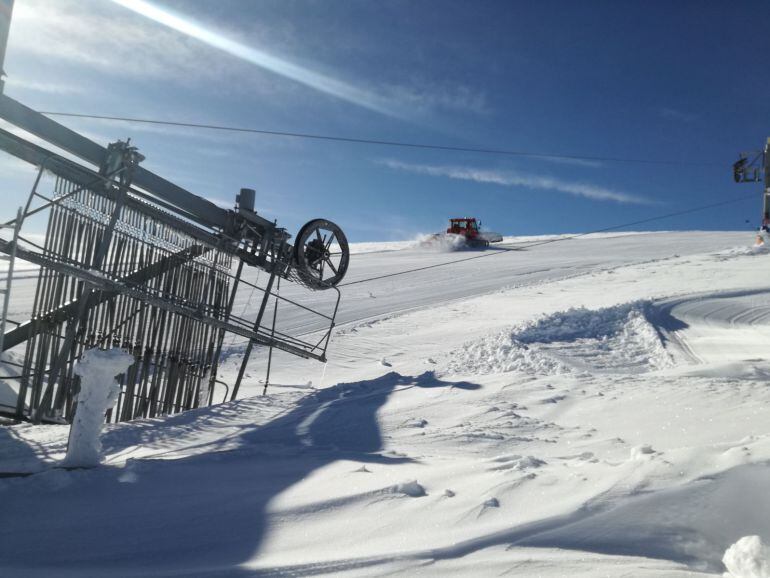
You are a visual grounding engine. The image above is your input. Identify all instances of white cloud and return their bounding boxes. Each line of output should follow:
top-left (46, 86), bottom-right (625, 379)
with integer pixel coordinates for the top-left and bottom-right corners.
top-left (380, 160), bottom-right (652, 205)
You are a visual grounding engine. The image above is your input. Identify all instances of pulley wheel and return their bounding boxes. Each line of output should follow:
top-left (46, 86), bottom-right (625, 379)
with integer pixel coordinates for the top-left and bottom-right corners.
top-left (293, 219), bottom-right (349, 288)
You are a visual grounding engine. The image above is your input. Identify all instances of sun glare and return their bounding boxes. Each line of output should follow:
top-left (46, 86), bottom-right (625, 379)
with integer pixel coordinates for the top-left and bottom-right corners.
top-left (110, 0), bottom-right (396, 117)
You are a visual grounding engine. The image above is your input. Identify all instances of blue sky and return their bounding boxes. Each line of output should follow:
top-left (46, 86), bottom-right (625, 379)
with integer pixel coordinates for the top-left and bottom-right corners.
top-left (2, 0), bottom-right (770, 241)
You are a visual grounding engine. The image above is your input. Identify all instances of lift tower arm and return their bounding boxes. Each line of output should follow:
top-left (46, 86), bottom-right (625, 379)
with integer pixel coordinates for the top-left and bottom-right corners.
top-left (733, 138), bottom-right (770, 223)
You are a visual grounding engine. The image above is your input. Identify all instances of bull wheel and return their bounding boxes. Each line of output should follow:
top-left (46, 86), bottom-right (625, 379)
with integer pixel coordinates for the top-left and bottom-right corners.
top-left (293, 219), bottom-right (349, 288)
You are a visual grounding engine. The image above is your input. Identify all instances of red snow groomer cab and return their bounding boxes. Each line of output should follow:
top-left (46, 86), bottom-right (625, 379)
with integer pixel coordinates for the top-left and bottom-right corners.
top-left (447, 217), bottom-right (489, 247)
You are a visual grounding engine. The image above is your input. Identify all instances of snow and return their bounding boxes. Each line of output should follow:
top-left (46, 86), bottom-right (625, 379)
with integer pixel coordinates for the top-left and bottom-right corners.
top-left (447, 301), bottom-right (673, 376)
top-left (63, 348), bottom-right (134, 468)
top-left (2, 230), bottom-right (770, 577)
top-left (413, 232), bottom-right (468, 251)
top-left (724, 536), bottom-right (770, 578)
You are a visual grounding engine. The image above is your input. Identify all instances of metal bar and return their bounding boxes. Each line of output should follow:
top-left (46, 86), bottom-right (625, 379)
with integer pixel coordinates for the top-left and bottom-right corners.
top-left (231, 265), bottom-right (278, 401)
top-left (212, 379), bottom-right (229, 404)
top-left (40, 195), bottom-right (193, 422)
top-left (4, 169), bottom-right (125, 229)
top-left (263, 276), bottom-right (281, 396)
top-left (268, 288), bottom-right (336, 321)
top-left (0, 127), bottom-right (225, 249)
top-left (319, 287), bottom-right (342, 358)
top-left (0, 207), bottom-right (21, 354)
top-left (207, 259), bottom-right (243, 404)
top-left (2, 244), bottom-right (207, 351)
top-left (0, 94), bottom-right (231, 230)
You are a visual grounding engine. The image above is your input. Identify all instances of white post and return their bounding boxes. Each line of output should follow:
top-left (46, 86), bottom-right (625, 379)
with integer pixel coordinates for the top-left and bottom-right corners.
top-left (62, 348), bottom-right (134, 468)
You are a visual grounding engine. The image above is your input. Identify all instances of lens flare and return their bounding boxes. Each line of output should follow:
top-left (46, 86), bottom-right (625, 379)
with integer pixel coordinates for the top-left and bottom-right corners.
top-left (111, 0), bottom-right (396, 117)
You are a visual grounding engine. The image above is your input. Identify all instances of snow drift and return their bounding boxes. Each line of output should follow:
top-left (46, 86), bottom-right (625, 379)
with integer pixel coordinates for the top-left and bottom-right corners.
top-left (446, 301), bottom-right (673, 376)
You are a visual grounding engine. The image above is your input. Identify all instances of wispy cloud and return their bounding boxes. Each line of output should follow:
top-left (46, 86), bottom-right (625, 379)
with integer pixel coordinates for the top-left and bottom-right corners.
top-left (110, 0), bottom-right (404, 118)
top-left (660, 107), bottom-right (697, 123)
top-left (379, 83), bottom-right (489, 116)
top-left (380, 160), bottom-right (652, 205)
top-left (11, 0), bottom-right (294, 96)
top-left (4, 76), bottom-right (86, 96)
top-left (11, 3), bottom-right (164, 72)
top-left (10, 0), bottom-right (488, 120)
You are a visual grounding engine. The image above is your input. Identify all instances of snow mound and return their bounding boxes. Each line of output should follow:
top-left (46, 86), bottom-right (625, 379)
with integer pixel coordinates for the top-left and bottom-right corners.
top-left (517, 302), bottom-right (654, 344)
top-left (630, 444), bottom-right (657, 460)
top-left (446, 302), bottom-right (672, 375)
top-left (489, 454), bottom-right (546, 471)
top-left (723, 535), bottom-right (770, 578)
top-left (714, 243), bottom-right (770, 261)
top-left (482, 497), bottom-right (500, 508)
top-left (446, 331), bottom-right (569, 376)
top-left (515, 302), bottom-right (673, 373)
top-left (390, 480), bottom-right (427, 497)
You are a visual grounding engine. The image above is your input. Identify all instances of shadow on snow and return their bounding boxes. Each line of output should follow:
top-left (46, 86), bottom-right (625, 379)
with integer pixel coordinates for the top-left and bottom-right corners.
top-left (0, 371), bottom-right (480, 576)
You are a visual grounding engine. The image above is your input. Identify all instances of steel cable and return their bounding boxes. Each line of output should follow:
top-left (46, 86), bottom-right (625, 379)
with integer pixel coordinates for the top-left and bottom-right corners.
top-left (339, 191), bottom-right (759, 287)
top-left (39, 110), bottom-right (723, 167)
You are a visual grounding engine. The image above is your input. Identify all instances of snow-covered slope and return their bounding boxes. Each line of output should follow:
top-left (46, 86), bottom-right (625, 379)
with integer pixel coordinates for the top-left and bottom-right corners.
top-left (3, 230), bottom-right (770, 577)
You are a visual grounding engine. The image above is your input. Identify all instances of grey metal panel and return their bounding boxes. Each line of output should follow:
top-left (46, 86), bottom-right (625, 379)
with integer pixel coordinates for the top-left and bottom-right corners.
top-left (0, 94), bottom-right (231, 230)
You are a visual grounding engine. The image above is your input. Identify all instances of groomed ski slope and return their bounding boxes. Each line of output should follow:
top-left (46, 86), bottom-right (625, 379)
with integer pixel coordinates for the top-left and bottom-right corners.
top-left (3, 230), bottom-right (770, 577)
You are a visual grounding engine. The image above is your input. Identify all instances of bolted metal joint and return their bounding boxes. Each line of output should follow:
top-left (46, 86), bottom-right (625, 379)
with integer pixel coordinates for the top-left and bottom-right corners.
top-left (100, 139), bottom-right (146, 189)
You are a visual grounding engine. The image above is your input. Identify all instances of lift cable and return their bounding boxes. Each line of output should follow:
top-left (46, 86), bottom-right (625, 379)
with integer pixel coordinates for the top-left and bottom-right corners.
top-left (339, 191), bottom-right (759, 288)
top-left (39, 110), bottom-right (723, 168)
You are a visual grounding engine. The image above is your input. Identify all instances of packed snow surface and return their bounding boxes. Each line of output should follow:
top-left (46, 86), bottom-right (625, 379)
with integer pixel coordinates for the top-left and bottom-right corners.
top-left (3, 230), bottom-right (770, 577)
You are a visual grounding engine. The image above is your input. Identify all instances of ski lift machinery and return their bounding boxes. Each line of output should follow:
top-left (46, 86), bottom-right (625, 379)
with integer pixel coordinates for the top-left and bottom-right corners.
top-left (0, 1), bottom-right (350, 424)
top-left (734, 138), bottom-right (770, 225)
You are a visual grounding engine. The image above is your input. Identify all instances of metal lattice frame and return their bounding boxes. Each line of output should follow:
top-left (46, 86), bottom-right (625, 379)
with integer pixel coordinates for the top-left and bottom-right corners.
top-left (0, 1), bottom-right (347, 425)
top-left (0, 128), bottom-right (342, 425)
top-left (19, 175), bottom-right (232, 422)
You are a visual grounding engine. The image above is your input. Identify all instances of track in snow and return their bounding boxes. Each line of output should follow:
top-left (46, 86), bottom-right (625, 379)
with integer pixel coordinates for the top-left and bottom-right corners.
top-left (656, 288), bottom-right (770, 372)
top-left (237, 231), bottom-right (754, 338)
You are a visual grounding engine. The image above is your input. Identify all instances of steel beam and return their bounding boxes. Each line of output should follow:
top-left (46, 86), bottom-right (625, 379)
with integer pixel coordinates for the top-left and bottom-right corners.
top-left (0, 127), bottom-right (225, 249)
top-left (1, 245), bottom-right (207, 351)
top-left (0, 94), bottom-right (231, 230)
top-left (0, 0), bottom-right (14, 91)
top-left (0, 239), bottom-right (323, 361)
top-left (231, 267), bottom-right (279, 400)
